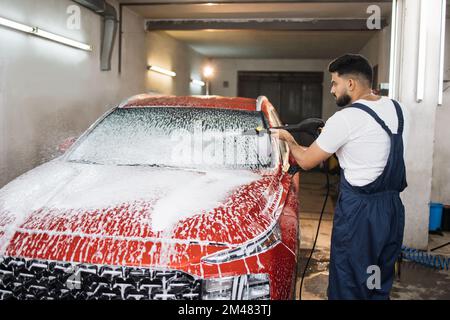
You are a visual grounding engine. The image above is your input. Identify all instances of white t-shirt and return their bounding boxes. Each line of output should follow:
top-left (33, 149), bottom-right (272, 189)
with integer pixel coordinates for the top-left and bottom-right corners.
top-left (315, 96), bottom-right (409, 187)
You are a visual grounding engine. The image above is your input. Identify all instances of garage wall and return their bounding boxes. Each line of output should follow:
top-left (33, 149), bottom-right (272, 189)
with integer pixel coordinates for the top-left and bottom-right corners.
top-left (146, 31), bottom-right (207, 96)
top-left (359, 25), bottom-right (391, 85)
top-left (431, 18), bottom-right (450, 206)
top-left (0, 0), bottom-right (148, 187)
top-left (208, 59), bottom-right (337, 121)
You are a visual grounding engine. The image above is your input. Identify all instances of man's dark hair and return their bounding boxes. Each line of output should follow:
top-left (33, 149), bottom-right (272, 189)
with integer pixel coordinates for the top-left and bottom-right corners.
top-left (328, 54), bottom-right (373, 86)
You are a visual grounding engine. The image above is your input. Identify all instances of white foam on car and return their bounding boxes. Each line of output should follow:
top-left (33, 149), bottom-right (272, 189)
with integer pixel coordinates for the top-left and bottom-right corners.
top-left (150, 169), bottom-right (261, 231)
top-left (0, 160), bottom-right (78, 254)
top-left (0, 160), bottom-right (262, 252)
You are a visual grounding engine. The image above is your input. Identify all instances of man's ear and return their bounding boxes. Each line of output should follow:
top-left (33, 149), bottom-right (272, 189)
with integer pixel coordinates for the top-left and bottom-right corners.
top-left (347, 78), bottom-right (356, 92)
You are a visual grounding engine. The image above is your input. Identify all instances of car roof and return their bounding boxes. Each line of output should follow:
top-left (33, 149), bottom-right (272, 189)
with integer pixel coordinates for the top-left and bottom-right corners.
top-left (118, 94), bottom-right (258, 111)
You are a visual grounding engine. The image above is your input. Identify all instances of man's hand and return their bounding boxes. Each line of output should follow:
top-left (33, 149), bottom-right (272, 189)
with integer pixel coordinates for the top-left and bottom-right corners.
top-left (270, 128), bottom-right (332, 171)
top-left (270, 129), bottom-right (296, 144)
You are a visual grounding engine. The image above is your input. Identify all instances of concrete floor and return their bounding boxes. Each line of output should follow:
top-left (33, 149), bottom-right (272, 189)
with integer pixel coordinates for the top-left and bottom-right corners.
top-left (295, 171), bottom-right (450, 300)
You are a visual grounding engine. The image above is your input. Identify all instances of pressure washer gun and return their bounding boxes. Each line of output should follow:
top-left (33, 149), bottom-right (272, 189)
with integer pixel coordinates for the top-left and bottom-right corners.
top-left (243, 118), bottom-right (325, 138)
top-left (243, 117), bottom-right (325, 176)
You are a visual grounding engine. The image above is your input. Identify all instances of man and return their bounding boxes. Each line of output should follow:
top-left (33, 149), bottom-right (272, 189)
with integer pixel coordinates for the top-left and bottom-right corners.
top-left (272, 54), bottom-right (408, 300)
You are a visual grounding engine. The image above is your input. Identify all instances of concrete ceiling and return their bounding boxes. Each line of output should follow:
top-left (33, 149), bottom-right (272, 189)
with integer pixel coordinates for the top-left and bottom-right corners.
top-left (123, 2), bottom-right (392, 19)
top-left (164, 30), bottom-right (377, 59)
top-left (118, 1), bottom-right (392, 59)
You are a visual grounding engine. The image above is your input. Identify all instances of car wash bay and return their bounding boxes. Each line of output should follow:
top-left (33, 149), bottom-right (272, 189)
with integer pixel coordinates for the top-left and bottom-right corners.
top-left (1, 0), bottom-right (450, 300)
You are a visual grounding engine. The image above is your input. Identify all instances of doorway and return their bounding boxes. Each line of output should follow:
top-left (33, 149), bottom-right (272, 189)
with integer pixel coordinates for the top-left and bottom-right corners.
top-left (238, 71), bottom-right (324, 124)
top-left (238, 71), bottom-right (323, 146)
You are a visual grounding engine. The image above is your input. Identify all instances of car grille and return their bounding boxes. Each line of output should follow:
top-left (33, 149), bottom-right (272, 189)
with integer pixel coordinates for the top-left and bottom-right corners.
top-left (0, 256), bottom-right (201, 300)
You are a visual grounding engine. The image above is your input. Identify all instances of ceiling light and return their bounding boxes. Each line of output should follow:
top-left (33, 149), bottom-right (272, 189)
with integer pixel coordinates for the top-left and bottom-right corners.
top-left (203, 66), bottom-right (214, 79)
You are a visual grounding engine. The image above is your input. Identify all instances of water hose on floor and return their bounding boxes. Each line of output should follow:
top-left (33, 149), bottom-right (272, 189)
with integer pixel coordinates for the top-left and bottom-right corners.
top-left (298, 163), bottom-right (330, 300)
top-left (401, 246), bottom-right (450, 270)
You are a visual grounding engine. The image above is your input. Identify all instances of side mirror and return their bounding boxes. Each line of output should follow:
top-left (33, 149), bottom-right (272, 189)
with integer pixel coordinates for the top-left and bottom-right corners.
top-left (288, 153), bottom-right (297, 166)
top-left (288, 154), bottom-right (300, 175)
top-left (58, 137), bottom-right (77, 153)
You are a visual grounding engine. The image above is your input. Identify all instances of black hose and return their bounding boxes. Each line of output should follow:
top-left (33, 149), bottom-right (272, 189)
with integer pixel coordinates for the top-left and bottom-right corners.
top-left (299, 165), bottom-right (330, 300)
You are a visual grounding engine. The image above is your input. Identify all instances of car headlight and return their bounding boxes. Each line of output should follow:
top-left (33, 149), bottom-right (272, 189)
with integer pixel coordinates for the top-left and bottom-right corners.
top-left (202, 223), bottom-right (281, 264)
top-left (202, 274), bottom-right (270, 300)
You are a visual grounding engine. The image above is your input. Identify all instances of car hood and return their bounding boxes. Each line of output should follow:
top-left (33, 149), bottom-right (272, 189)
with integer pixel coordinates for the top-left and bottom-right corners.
top-left (0, 160), bottom-right (287, 268)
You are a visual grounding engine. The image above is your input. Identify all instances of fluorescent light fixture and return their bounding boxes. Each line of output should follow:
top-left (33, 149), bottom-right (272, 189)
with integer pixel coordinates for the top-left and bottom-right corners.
top-left (438, 0), bottom-right (447, 105)
top-left (416, 1), bottom-right (428, 102)
top-left (0, 16), bottom-right (92, 51)
top-left (147, 65), bottom-right (176, 77)
top-left (191, 79), bottom-right (205, 87)
top-left (388, 0), bottom-right (398, 99)
top-left (34, 28), bottom-right (92, 51)
top-left (0, 17), bottom-right (34, 33)
top-left (380, 83), bottom-right (389, 90)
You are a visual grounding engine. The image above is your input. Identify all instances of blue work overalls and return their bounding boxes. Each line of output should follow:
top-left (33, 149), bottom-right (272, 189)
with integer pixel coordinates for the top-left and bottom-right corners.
top-left (327, 100), bottom-right (407, 300)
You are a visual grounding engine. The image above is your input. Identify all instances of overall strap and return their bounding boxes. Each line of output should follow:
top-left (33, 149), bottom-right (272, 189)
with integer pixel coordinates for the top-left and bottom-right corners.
top-left (350, 103), bottom-right (392, 136)
top-left (391, 99), bottom-right (404, 135)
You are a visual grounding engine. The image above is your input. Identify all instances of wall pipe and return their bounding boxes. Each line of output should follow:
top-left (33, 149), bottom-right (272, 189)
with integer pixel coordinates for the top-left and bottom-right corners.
top-left (72, 0), bottom-right (118, 71)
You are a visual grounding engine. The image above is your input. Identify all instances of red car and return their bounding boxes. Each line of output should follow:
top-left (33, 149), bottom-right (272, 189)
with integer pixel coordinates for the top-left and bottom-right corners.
top-left (0, 95), bottom-right (300, 300)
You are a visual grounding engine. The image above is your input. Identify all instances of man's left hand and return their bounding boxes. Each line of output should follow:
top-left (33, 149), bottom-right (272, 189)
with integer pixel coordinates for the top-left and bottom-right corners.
top-left (270, 129), bottom-right (296, 144)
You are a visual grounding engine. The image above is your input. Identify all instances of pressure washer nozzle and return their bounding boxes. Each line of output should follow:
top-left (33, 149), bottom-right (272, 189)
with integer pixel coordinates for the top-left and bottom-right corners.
top-left (241, 126), bottom-right (269, 136)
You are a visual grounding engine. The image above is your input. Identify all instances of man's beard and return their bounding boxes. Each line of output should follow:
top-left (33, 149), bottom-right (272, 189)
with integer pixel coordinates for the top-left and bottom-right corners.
top-left (335, 93), bottom-right (352, 107)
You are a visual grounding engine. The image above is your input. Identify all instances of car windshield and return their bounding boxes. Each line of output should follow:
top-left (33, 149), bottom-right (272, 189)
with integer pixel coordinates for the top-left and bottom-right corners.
top-left (66, 107), bottom-right (278, 170)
